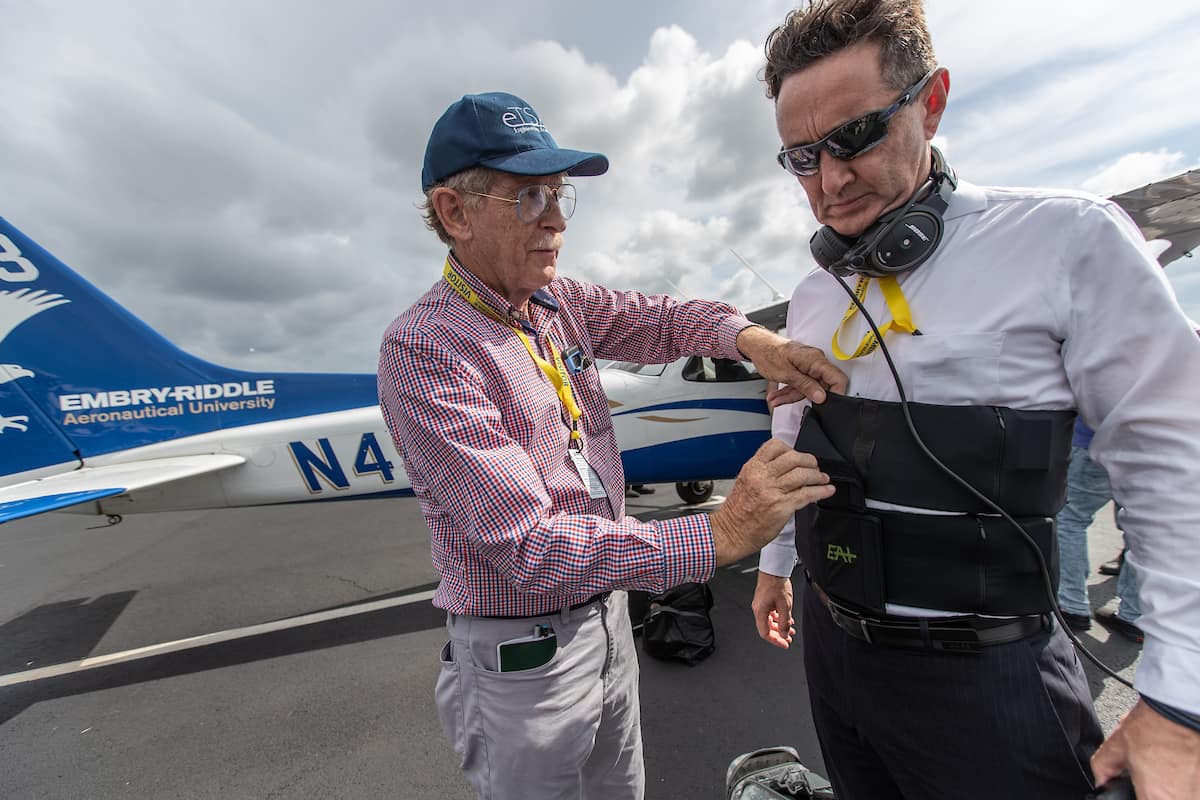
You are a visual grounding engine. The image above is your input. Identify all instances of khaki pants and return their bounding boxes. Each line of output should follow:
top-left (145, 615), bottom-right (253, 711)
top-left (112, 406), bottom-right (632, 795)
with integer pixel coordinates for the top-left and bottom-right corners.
top-left (436, 591), bottom-right (644, 800)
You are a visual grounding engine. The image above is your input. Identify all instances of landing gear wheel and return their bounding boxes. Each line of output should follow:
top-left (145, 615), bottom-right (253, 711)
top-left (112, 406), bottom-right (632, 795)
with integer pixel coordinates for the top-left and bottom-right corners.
top-left (676, 480), bottom-right (714, 505)
top-left (87, 513), bottom-right (124, 530)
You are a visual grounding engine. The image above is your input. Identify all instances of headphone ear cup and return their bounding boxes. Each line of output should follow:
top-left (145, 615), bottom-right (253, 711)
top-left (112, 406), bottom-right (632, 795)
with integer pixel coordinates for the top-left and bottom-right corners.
top-left (809, 226), bottom-right (858, 275)
top-left (871, 206), bottom-right (944, 274)
top-left (809, 158), bottom-right (954, 279)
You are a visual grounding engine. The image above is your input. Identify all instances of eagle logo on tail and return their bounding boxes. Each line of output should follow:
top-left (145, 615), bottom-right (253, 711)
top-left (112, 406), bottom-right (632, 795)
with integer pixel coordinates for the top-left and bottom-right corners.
top-left (0, 288), bottom-right (71, 343)
top-left (0, 414), bottom-right (29, 434)
top-left (1, 235), bottom-right (72, 438)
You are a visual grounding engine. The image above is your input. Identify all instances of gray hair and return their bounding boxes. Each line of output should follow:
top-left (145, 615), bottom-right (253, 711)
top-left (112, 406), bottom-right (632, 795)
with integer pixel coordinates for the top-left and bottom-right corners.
top-left (421, 167), bottom-right (498, 245)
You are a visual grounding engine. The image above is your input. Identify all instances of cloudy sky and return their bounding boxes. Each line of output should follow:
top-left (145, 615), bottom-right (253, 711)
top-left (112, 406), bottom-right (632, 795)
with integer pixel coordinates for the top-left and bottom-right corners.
top-left (3, 0), bottom-right (1198, 373)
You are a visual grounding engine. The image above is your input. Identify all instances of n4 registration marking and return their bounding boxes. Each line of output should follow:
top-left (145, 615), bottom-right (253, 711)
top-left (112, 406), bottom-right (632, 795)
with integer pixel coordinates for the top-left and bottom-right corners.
top-left (288, 432), bottom-right (395, 492)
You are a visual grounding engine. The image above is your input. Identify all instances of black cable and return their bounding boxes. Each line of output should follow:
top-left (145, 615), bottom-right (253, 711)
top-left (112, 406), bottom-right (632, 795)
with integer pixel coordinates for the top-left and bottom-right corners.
top-left (827, 269), bottom-right (1135, 691)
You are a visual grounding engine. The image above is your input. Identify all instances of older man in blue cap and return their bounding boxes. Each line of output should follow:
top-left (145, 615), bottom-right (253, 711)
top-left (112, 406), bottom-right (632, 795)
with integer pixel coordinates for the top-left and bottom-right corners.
top-left (377, 91), bottom-right (846, 799)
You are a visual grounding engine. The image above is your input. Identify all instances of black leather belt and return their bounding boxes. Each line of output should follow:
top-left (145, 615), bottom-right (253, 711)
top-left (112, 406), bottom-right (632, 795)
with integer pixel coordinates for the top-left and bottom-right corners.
top-left (814, 584), bottom-right (1048, 654)
top-left (488, 592), bottom-right (611, 620)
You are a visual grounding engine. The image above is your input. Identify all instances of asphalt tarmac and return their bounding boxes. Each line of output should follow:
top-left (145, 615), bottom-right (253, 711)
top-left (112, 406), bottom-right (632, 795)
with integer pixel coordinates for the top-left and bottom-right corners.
top-left (0, 483), bottom-right (1140, 798)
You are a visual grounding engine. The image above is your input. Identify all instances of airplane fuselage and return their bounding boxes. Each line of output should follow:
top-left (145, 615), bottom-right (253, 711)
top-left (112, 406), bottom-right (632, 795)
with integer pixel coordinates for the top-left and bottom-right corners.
top-left (77, 355), bottom-right (775, 516)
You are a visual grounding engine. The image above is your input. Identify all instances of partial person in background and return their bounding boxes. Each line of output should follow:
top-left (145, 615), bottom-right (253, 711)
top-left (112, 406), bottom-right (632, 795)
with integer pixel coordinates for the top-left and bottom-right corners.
top-left (1056, 419), bottom-right (1143, 642)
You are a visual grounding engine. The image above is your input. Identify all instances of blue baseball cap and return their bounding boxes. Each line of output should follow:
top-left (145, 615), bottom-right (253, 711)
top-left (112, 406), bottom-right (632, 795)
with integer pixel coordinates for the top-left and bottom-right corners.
top-left (421, 92), bottom-right (609, 192)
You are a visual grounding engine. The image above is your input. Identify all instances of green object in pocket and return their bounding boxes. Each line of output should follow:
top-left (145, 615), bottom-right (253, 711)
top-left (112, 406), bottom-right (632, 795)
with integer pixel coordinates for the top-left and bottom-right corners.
top-left (496, 628), bottom-right (558, 672)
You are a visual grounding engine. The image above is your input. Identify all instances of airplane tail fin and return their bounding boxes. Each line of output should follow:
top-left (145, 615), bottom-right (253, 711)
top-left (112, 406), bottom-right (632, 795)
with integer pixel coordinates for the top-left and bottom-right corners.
top-left (0, 217), bottom-right (378, 481)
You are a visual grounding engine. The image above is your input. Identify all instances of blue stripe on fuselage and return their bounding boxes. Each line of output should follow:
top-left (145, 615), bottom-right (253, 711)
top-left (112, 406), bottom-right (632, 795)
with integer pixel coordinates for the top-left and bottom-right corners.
top-left (610, 398), bottom-right (768, 418)
top-left (620, 429), bottom-right (769, 484)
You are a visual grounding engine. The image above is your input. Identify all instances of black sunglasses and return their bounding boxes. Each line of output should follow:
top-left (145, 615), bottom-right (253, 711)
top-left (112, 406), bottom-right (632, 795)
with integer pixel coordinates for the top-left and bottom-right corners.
top-left (777, 71), bottom-right (934, 177)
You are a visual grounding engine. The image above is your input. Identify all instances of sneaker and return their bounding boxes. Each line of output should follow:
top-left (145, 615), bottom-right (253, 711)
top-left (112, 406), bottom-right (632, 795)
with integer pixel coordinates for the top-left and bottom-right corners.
top-left (1059, 610), bottom-right (1092, 632)
top-left (1098, 549), bottom-right (1125, 576)
top-left (1096, 608), bottom-right (1144, 643)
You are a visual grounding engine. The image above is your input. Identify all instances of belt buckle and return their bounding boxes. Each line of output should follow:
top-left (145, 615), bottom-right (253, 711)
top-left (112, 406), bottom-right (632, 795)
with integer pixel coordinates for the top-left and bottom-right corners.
top-left (829, 602), bottom-right (875, 645)
top-left (934, 638), bottom-right (983, 654)
top-left (930, 625), bottom-right (984, 654)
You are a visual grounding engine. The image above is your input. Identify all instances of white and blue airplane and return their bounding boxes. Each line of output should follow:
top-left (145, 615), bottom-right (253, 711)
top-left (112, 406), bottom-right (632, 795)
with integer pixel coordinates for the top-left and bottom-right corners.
top-left (1, 168), bottom-right (1195, 526)
top-left (0, 217), bottom-right (779, 525)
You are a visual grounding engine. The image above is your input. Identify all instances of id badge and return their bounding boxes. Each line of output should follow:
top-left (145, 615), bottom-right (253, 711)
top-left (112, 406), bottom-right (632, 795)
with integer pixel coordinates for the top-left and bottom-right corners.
top-left (568, 450), bottom-right (608, 499)
top-left (496, 625), bottom-right (558, 672)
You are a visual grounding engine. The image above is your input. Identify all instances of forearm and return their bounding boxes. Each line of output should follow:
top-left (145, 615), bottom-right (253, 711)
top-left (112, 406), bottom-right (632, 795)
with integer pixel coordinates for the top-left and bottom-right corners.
top-left (483, 509), bottom-right (717, 596)
top-left (1143, 696), bottom-right (1200, 734)
top-left (559, 277), bottom-right (751, 363)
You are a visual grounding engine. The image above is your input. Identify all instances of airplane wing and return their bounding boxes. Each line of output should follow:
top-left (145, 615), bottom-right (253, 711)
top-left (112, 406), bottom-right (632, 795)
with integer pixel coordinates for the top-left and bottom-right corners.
top-left (0, 454), bottom-right (246, 524)
top-left (744, 298), bottom-right (789, 332)
top-left (1109, 169), bottom-right (1200, 266)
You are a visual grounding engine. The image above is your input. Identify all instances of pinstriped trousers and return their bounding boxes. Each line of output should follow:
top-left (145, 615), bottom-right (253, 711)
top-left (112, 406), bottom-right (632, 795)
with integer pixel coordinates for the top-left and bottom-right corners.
top-left (436, 591), bottom-right (644, 800)
top-left (801, 581), bottom-right (1104, 799)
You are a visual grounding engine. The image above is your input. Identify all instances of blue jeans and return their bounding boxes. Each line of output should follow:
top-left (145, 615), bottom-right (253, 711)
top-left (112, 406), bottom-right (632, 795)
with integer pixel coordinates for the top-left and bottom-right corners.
top-left (1055, 447), bottom-right (1141, 622)
top-left (1115, 540), bottom-right (1142, 623)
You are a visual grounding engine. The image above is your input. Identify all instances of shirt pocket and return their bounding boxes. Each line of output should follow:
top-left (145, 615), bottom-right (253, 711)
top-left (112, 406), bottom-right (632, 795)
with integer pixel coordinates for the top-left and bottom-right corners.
top-left (903, 331), bottom-right (1005, 405)
top-left (569, 363), bottom-right (615, 436)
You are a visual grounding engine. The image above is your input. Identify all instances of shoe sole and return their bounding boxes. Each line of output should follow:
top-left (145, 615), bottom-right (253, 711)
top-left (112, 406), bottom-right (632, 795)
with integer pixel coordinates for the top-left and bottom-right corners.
top-left (1097, 614), bottom-right (1143, 643)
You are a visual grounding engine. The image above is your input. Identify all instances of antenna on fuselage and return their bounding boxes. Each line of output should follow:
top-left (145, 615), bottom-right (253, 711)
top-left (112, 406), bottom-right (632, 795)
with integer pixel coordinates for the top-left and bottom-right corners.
top-left (730, 249), bottom-right (785, 301)
top-left (665, 278), bottom-right (692, 300)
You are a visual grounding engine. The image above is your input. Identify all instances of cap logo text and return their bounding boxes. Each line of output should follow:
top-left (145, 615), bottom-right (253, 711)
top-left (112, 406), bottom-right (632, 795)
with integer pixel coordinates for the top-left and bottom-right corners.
top-left (502, 106), bottom-right (547, 133)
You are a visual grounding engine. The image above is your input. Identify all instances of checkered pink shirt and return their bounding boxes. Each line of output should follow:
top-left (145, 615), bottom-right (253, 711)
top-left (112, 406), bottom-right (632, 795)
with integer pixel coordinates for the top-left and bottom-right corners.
top-left (378, 254), bottom-right (753, 616)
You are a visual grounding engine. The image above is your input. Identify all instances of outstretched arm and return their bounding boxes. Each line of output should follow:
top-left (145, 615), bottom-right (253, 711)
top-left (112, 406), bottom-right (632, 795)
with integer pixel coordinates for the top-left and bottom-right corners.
top-left (735, 325), bottom-right (847, 406)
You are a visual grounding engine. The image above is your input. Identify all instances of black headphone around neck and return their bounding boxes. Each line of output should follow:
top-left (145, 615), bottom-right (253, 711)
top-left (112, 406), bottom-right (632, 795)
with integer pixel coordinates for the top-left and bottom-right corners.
top-left (809, 146), bottom-right (957, 278)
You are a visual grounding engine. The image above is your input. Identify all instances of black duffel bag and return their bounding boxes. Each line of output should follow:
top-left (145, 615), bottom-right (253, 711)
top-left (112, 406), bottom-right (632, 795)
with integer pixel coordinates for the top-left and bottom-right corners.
top-left (641, 582), bottom-right (715, 665)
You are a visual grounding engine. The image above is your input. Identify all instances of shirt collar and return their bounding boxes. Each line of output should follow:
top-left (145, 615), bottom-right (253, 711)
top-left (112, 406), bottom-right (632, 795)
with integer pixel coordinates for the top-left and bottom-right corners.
top-left (531, 288), bottom-right (559, 312)
top-left (446, 251), bottom-right (559, 329)
top-left (942, 177), bottom-right (987, 222)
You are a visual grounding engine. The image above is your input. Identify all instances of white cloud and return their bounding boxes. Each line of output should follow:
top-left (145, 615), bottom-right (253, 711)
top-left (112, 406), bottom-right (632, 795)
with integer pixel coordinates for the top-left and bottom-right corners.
top-left (1081, 150), bottom-right (1191, 199)
top-left (1166, 259), bottom-right (1200, 326)
top-left (0, 1), bottom-right (1197, 374)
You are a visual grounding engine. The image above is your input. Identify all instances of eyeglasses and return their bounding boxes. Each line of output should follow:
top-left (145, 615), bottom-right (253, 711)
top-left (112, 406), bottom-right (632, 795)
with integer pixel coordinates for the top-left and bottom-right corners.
top-left (464, 183), bottom-right (577, 223)
top-left (776, 71), bottom-right (934, 177)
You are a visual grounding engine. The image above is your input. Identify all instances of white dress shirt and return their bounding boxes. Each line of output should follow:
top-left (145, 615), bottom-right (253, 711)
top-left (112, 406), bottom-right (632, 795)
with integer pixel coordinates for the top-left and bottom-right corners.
top-left (761, 179), bottom-right (1200, 714)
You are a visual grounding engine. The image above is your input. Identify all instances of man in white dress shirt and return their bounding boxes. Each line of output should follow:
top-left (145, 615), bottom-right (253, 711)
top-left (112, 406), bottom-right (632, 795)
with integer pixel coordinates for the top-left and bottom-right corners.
top-left (751, 2), bottom-right (1200, 798)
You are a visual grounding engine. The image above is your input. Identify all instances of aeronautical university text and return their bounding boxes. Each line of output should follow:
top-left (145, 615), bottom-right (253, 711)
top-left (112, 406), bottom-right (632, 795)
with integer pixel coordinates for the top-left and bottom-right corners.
top-left (57, 381), bottom-right (277, 426)
top-left (58, 380), bottom-right (276, 411)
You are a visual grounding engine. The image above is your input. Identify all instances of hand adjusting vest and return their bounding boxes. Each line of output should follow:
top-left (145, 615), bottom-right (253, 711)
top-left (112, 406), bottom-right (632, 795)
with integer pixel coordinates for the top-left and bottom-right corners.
top-left (794, 393), bottom-right (1075, 616)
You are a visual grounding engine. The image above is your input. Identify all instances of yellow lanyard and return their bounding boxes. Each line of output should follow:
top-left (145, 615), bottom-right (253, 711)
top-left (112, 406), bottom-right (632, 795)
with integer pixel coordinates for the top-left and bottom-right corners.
top-left (443, 258), bottom-right (583, 443)
top-left (831, 275), bottom-right (920, 360)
